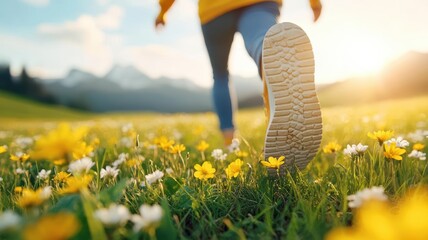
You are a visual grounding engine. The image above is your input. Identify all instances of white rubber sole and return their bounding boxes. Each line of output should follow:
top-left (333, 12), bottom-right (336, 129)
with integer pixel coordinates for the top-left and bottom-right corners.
top-left (262, 22), bottom-right (322, 172)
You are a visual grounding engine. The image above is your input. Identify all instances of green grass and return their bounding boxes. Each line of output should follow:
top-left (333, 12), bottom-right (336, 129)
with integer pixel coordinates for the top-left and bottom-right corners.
top-left (0, 95), bottom-right (427, 239)
top-left (0, 91), bottom-right (88, 119)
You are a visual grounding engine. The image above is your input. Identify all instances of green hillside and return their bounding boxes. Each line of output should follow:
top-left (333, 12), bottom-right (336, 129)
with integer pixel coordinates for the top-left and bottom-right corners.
top-left (0, 91), bottom-right (88, 119)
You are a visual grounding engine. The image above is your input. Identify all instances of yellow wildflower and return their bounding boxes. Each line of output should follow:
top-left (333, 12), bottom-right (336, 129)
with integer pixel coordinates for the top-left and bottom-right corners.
top-left (196, 140), bottom-right (209, 152)
top-left (90, 137), bottom-right (100, 147)
top-left (154, 136), bottom-right (175, 151)
top-left (126, 156), bottom-right (143, 168)
top-left (59, 175), bottom-right (93, 194)
top-left (326, 187), bottom-right (428, 240)
top-left (384, 143), bottom-right (406, 160)
top-left (24, 212), bottom-right (80, 240)
top-left (194, 161), bottom-right (216, 180)
top-left (54, 171), bottom-right (71, 183)
top-left (235, 150), bottom-right (249, 158)
top-left (31, 123), bottom-right (88, 164)
top-left (10, 152), bottom-right (30, 162)
top-left (170, 144), bottom-right (186, 154)
top-left (261, 156), bottom-right (285, 169)
top-left (368, 130), bottom-right (394, 145)
top-left (14, 186), bottom-right (23, 193)
top-left (72, 142), bottom-right (94, 160)
top-left (17, 187), bottom-right (51, 209)
top-left (396, 188), bottom-right (428, 240)
top-left (0, 145), bottom-right (7, 154)
top-left (225, 159), bottom-right (244, 179)
top-left (413, 143), bottom-right (425, 151)
top-left (323, 141), bottom-right (342, 154)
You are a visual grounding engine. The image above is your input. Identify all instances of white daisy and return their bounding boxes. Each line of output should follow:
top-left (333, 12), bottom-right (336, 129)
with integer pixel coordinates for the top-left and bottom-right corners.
top-left (100, 166), bottom-right (120, 180)
top-left (68, 157), bottom-right (95, 175)
top-left (211, 149), bottom-right (227, 161)
top-left (94, 204), bottom-right (130, 227)
top-left (385, 137), bottom-right (409, 148)
top-left (347, 186), bottom-right (388, 208)
top-left (131, 204), bottom-right (163, 232)
top-left (143, 170), bottom-right (164, 186)
top-left (0, 211), bottom-right (21, 231)
top-left (408, 150), bottom-right (426, 161)
top-left (37, 169), bottom-right (51, 180)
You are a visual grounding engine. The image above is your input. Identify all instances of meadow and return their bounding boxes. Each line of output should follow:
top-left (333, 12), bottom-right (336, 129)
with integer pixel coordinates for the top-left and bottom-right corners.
top-left (0, 93), bottom-right (427, 240)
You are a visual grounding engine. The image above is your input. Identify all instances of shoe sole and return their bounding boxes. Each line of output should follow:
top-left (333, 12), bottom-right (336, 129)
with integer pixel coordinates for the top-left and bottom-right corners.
top-left (262, 22), bottom-right (322, 173)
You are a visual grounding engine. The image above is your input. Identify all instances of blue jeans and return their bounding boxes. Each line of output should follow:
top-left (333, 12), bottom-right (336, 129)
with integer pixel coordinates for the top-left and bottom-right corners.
top-left (201, 2), bottom-right (280, 131)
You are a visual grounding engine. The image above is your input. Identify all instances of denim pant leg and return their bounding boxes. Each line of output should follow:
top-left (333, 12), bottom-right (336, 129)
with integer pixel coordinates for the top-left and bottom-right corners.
top-left (201, 12), bottom-right (239, 131)
top-left (238, 2), bottom-right (280, 77)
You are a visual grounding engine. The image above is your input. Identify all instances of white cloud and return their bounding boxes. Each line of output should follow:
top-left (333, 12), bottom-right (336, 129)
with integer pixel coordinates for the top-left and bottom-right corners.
top-left (22, 0), bottom-right (49, 6)
top-left (96, 5), bottom-right (124, 29)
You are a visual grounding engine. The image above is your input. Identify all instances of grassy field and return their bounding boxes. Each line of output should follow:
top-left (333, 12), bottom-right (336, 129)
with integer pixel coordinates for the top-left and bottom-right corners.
top-left (0, 94), bottom-right (427, 240)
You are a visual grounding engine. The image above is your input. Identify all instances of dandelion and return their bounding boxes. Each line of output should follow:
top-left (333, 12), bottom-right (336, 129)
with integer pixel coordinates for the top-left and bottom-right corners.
top-left (347, 186), bottom-right (388, 208)
top-left (17, 186), bottom-right (52, 208)
top-left (196, 140), bottom-right (209, 152)
top-left (131, 204), bottom-right (164, 232)
top-left (384, 143), bottom-right (406, 160)
top-left (155, 136), bottom-right (175, 151)
top-left (14, 187), bottom-right (23, 193)
top-left (261, 156), bottom-right (285, 169)
top-left (211, 149), bottom-right (227, 161)
top-left (37, 169), bottom-right (51, 181)
top-left (94, 204), bottom-right (130, 227)
top-left (126, 156), bottom-right (144, 168)
top-left (235, 150), bottom-right (249, 158)
top-left (227, 138), bottom-right (240, 153)
top-left (60, 175), bottom-right (93, 194)
top-left (225, 159), bottom-right (244, 179)
top-left (385, 136), bottom-right (410, 148)
top-left (165, 168), bottom-right (173, 174)
top-left (408, 150), bottom-right (426, 161)
top-left (194, 161), bottom-right (216, 180)
top-left (100, 166), bottom-right (120, 180)
top-left (368, 130), bottom-right (394, 145)
top-left (23, 212), bottom-right (80, 240)
top-left (0, 211), bottom-right (21, 231)
top-left (144, 170), bottom-right (164, 186)
top-left (170, 144), bottom-right (186, 154)
top-left (0, 145), bottom-right (7, 154)
top-left (71, 142), bottom-right (94, 160)
top-left (68, 157), bottom-right (95, 175)
top-left (323, 141), bottom-right (342, 154)
top-left (10, 152), bottom-right (30, 162)
top-left (31, 123), bottom-right (88, 164)
top-left (413, 143), bottom-right (425, 151)
top-left (54, 171), bottom-right (71, 183)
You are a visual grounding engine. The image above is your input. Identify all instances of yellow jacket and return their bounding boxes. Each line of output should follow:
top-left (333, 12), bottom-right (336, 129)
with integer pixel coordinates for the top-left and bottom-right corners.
top-left (157, 0), bottom-right (321, 24)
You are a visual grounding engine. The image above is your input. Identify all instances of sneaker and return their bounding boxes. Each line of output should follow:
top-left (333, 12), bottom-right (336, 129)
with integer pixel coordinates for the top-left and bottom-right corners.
top-left (262, 22), bottom-right (322, 174)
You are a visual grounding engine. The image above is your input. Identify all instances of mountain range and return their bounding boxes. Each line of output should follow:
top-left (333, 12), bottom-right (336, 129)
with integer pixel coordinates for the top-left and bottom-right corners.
top-left (38, 51), bottom-right (428, 112)
top-left (41, 65), bottom-right (263, 112)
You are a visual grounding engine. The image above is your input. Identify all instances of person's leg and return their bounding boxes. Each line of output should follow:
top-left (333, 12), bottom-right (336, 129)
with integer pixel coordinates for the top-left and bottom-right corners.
top-left (237, 2), bottom-right (280, 125)
top-left (201, 12), bottom-right (239, 145)
top-left (237, 2), bottom-right (280, 76)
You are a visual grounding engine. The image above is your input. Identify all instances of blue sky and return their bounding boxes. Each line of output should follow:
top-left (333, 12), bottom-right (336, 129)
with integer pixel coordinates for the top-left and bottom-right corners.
top-left (1, 0), bottom-right (428, 87)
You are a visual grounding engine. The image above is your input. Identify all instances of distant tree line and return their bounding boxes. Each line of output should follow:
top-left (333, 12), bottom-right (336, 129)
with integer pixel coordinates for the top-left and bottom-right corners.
top-left (0, 64), bottom-right (56, 104)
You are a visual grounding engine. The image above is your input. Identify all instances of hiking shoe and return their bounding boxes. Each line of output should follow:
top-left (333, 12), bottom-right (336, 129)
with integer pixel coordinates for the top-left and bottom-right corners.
top-left (262, 22), bottom-right (322, 174)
